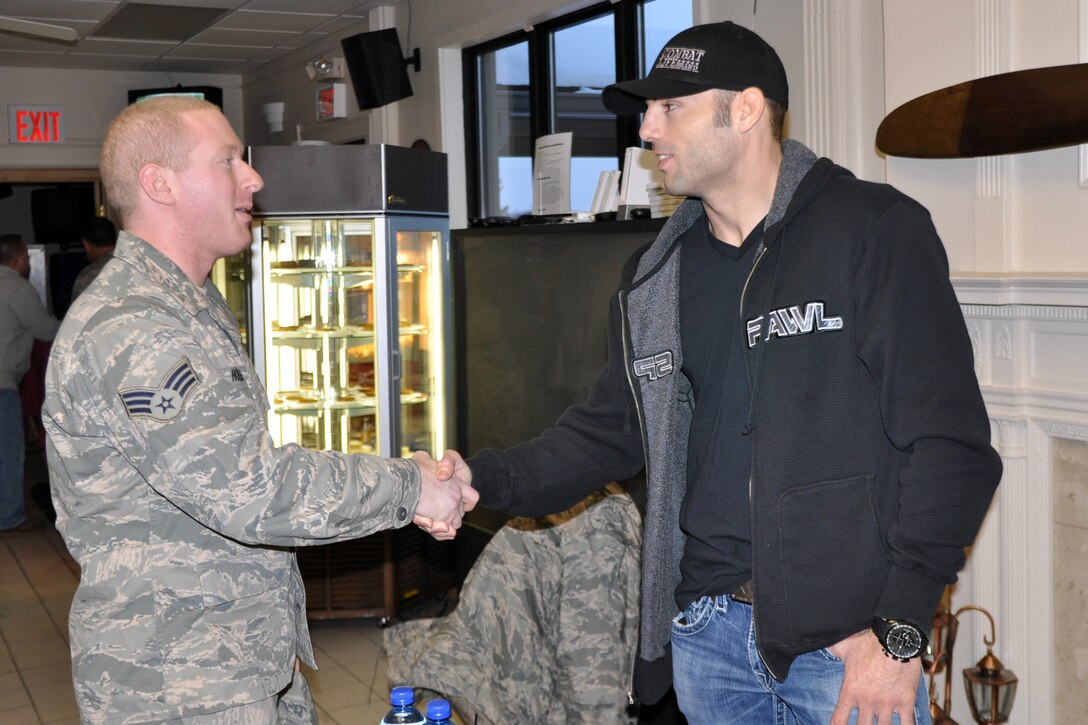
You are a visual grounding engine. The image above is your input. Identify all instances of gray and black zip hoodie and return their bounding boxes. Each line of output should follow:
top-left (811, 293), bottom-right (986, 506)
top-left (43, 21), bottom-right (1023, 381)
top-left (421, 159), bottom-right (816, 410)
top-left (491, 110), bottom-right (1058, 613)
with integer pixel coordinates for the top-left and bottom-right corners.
top-left (468, 139), bottom-right (1003, 704)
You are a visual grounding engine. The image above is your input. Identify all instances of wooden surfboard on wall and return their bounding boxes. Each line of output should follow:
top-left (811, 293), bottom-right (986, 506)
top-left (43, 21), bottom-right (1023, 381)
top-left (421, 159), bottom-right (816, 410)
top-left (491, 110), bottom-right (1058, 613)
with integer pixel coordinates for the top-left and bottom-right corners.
top-left (876, 63), bottom-right (1088, 158)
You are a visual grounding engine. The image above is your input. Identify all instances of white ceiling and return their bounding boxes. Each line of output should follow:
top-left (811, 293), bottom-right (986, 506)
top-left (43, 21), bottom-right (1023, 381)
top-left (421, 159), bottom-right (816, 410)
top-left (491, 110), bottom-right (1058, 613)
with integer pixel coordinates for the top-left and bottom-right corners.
top-left (0, 0), bottom-right (383, 75)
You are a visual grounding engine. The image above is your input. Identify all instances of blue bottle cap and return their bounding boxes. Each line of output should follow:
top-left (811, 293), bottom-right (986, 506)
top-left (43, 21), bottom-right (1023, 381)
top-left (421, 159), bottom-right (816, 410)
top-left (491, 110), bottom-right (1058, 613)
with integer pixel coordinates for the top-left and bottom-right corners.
top-left (426, 699), bottom-right (451, 719)
top-left (390, 686), bottom-right (416, 706)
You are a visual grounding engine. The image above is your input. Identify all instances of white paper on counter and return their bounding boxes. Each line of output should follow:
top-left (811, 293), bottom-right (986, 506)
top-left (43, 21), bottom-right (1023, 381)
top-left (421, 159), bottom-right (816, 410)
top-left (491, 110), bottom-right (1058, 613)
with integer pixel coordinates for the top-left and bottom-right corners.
top-left (533, 132), bottom-right (572, 215)
top-left (619, 146), bottom-right (663, 206)
top-left (590, 169), bottom-right (621, 214)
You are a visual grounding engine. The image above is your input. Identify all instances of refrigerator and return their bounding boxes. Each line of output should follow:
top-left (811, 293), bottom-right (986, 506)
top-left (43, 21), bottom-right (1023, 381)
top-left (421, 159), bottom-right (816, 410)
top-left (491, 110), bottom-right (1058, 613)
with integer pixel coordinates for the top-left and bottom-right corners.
top-left (242, 143), bottom-right (454, 620)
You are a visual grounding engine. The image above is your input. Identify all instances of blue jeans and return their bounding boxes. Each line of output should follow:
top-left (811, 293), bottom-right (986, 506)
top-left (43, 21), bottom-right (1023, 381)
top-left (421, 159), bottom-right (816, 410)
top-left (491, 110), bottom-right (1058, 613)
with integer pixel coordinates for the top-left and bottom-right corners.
top-left (0, 388), bottom-right (27, 529)
top-left (671, 594), bottom-right (931, 725)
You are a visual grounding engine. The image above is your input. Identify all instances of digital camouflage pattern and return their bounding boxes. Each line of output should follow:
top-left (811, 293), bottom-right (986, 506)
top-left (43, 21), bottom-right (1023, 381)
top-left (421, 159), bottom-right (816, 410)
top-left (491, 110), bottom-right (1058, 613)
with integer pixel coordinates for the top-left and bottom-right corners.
top-left (44, 232), bottom-right (421, 724)
top-left (165, 673), bottom-right (313, 725)
top-left (385, 483), bottom-right (641, 725)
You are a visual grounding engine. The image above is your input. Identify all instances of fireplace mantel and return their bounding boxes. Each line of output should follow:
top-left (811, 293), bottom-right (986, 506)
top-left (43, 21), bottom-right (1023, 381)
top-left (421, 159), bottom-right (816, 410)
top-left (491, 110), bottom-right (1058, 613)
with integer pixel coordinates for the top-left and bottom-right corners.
top-left (953, 273), bottom-right (1088, 308)
top-left (950, 274), bottom-right (1088, 724)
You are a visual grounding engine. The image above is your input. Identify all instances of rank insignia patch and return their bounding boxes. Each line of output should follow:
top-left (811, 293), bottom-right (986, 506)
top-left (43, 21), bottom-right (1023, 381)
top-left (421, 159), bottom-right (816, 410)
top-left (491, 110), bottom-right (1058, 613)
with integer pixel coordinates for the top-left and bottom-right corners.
top-left (119, 358), bottom-right (200, 421)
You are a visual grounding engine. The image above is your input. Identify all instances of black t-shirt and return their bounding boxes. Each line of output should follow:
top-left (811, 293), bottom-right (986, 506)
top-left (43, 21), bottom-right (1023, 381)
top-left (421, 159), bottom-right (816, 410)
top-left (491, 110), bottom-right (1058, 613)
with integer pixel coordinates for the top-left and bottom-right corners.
top-left (675, 217), bottom-right (762, 609)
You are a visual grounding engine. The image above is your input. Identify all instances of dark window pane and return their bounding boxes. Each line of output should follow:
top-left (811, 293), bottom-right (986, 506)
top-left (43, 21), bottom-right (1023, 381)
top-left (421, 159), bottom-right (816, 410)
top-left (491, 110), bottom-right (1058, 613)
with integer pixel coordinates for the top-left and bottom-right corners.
top-left (478, 41), bottom-right (532, 217)
top-left (552, 13), bottom-right (616, 212)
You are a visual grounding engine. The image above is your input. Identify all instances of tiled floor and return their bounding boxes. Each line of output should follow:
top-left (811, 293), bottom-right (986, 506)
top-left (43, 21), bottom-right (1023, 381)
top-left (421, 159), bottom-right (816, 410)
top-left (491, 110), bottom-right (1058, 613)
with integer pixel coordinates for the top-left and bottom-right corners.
top-left (0, 526), bottom-right (80, 725)
top-left (0, 446), bottom-right (459, 725)
top-left (0, 524), bottom-right (425, 725)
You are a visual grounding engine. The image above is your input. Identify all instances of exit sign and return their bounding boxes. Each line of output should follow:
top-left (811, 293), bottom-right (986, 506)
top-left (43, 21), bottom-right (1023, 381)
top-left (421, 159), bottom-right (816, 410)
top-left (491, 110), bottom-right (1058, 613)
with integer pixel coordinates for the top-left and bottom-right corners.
top-left (8, 105), bottom-right (65, 144)
top-left (315, 83), bottom-right (346, 120)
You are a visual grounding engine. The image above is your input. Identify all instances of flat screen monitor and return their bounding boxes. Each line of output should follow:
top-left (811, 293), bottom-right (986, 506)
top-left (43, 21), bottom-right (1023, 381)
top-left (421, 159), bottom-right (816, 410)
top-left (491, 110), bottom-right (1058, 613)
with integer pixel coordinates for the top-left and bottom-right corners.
top-left (127, 85), bottom-right (223, 109)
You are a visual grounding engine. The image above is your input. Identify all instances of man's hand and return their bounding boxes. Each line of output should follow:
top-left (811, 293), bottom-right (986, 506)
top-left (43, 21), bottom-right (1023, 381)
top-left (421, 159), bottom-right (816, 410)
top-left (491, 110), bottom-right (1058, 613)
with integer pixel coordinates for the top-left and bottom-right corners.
top-left (410, 449), bottom-right (478, 541)
top-left (829, 629), bottom-right (922, 725)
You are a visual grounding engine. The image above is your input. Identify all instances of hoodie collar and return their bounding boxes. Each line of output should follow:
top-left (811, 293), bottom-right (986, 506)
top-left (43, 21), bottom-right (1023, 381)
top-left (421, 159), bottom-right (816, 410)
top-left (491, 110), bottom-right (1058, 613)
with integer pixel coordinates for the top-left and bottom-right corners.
top-left (766, 139), bottom-right (819, 229)
top-left (633, 139), bottom-right (823, 283)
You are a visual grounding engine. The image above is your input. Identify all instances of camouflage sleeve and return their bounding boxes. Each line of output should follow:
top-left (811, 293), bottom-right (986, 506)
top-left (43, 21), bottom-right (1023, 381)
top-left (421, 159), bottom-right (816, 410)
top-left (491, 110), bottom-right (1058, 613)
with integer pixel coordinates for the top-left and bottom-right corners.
top-left (74, 299), bottom-right (421, 546)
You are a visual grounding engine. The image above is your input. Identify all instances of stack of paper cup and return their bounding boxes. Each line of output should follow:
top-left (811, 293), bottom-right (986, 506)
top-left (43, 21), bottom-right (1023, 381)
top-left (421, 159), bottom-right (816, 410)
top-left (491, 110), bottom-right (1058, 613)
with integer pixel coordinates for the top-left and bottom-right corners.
top-left (646, 183), bottom-right (683, 218)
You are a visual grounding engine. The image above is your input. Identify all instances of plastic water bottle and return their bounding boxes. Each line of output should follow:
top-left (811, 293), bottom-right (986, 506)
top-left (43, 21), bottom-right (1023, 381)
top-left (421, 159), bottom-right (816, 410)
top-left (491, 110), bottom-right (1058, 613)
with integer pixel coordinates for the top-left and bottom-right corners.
top-left (380, 686), bottom-right (425, 724)
top-left (424, 699), bottom-right (453, 725)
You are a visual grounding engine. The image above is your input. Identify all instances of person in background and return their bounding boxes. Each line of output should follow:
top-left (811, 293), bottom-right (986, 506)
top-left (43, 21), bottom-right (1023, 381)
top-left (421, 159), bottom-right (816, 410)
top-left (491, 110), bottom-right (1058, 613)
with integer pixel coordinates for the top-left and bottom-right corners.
top-left (70, 215), bottom-right (118, 300)
top-left (424, 20), bottom-right (1002, 725)
top-left (0, 233), bottom-right (60, 533)
top-left (44, 96), bottom-right (477, 724)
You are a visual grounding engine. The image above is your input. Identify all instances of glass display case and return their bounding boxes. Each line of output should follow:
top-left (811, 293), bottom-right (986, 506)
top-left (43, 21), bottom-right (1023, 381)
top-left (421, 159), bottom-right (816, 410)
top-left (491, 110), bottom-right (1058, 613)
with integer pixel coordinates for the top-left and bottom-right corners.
top-left (245, 144), bottom-right (454, 619)
top-left (254, 216), bottom-right (448, 459)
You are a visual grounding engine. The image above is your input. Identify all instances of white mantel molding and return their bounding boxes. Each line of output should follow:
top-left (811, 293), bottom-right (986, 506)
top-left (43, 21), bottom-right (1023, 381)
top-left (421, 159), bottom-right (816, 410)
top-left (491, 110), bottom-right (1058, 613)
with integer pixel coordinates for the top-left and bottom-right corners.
top-left (953, 274), bottom-right (1088, 307)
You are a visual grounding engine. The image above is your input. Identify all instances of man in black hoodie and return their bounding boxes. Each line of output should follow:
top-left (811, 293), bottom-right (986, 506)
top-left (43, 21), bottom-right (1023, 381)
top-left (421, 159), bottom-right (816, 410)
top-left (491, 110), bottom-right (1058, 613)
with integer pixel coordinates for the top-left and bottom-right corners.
top-left (427, 21), bottom-right (1001, 725)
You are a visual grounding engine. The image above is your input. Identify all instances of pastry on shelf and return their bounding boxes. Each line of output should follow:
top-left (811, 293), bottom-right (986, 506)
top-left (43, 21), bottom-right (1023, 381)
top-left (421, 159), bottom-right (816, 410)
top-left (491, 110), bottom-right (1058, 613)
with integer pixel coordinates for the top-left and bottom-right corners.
top-left (278, 388), bottom-right (319, 404)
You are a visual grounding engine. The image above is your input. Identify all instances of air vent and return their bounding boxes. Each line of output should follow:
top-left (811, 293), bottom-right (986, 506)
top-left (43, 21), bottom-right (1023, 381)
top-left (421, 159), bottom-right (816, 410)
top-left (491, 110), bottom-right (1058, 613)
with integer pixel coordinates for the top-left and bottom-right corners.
top-left (90, 3), bottom-right (228, 43)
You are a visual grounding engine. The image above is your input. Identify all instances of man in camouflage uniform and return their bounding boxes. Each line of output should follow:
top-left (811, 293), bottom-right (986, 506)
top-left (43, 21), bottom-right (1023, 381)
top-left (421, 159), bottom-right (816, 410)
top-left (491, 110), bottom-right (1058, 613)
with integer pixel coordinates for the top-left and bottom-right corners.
top-left (43, 96), bottom-right (476, 724)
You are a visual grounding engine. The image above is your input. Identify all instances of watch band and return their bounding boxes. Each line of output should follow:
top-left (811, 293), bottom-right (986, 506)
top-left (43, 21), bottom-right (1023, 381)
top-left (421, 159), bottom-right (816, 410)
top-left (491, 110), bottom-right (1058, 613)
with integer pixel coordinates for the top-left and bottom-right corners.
top-left (871, 617), bottom-right (927, 662)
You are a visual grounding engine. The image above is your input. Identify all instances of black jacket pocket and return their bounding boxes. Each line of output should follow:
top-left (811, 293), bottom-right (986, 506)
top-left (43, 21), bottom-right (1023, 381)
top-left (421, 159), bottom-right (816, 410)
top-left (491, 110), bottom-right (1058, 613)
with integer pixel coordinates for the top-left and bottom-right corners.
top-left (776, 475), bottom-right (886, 644)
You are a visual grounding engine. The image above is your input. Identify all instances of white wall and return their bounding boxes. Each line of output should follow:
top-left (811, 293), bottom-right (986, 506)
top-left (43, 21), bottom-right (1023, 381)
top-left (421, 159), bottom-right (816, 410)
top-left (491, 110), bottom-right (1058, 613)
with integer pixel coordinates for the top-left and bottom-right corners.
top-left (1008, 0), bottom-right (1088, 272)
top-left (240, 16), bottom-right (371, 147)
top-left (0, 67), bottom-right (243, 170)
top-left (883, 0), bottom-right (1088, 274)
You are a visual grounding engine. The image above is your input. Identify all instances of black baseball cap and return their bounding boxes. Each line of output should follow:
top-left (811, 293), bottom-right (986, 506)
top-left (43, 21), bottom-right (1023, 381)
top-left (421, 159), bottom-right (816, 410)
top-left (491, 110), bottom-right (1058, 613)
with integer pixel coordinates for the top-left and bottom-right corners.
top-left (602, 21), bottom-right (789, 114)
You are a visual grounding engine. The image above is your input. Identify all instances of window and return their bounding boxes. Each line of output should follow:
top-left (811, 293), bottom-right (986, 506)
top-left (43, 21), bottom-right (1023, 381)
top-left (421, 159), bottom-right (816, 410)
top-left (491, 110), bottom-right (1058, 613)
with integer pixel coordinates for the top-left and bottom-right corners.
top-left (551, 13), bottom-right (616, 216)
top-left (474, 40), bottom-right (530, 220)
top-left (465, 0), bottom-right (693, 219)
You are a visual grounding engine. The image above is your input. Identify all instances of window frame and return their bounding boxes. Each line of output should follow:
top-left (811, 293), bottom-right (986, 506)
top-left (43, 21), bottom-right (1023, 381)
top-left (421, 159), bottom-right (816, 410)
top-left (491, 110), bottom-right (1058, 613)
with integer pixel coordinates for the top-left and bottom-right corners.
top-left (463, 0), bottom-right (658, 219)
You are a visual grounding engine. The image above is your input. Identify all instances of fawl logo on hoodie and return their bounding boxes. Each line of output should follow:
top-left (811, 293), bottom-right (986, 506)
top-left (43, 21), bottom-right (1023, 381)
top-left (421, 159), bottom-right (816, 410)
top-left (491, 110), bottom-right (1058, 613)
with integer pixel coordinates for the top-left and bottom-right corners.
top-left (746, 301), bottom-right (843, 348)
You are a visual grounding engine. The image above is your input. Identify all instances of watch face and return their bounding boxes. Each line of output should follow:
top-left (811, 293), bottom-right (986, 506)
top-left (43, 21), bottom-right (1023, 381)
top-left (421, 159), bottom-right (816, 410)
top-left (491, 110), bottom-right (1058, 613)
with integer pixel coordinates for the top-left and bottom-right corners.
top-left (885, 622), bottom-right (924, 659)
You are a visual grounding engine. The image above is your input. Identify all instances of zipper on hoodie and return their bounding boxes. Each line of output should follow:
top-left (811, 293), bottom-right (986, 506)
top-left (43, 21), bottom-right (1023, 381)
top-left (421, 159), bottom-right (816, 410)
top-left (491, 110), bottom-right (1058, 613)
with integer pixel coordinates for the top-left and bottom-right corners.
top-left (736, 239), bottom-right (786, 681)
top-left (618, 286), bottom-right (650, 706)
top-left (738, 242), bottom-right (767, 498)
top-left (617, 289), bottom-right (649, 465)
top-left (739, 243), bottom-right (768, 320)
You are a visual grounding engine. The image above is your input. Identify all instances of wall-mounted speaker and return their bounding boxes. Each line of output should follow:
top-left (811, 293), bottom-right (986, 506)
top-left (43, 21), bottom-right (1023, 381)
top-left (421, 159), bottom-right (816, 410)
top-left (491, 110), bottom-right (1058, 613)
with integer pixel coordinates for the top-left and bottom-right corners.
top-left (340, 28), bottom-right (413, 111)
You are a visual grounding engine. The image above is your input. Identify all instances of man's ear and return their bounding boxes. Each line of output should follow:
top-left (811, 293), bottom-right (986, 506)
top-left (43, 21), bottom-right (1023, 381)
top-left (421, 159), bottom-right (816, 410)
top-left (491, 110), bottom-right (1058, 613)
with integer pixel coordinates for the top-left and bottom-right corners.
top-left (137, 163), bottom-right (176, 206)
top-left (734, 87), bottom-right (767, 134)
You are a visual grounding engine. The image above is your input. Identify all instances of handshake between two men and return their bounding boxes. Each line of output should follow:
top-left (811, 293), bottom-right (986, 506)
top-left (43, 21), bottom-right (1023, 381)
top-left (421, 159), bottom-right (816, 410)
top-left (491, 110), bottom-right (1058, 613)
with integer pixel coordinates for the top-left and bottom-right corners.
top-left (411, 450), bottom-right (477, 541)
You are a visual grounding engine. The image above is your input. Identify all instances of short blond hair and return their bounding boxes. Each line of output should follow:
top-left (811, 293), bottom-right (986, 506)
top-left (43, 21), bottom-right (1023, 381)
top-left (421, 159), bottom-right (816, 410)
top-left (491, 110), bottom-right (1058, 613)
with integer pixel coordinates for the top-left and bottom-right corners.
top-left (99, 96), bottom-right (219, 221)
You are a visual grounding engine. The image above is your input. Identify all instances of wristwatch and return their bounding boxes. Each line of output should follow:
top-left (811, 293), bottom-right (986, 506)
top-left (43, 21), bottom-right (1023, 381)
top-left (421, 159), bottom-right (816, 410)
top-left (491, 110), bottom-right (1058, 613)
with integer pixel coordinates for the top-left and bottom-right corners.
top-left (871, 617), bottom-right (928, 662)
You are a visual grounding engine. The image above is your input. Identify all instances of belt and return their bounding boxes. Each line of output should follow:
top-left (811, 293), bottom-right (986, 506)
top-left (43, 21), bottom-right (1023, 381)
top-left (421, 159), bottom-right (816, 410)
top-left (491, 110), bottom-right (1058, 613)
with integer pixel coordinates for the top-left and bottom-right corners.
top-left (729, 580), bottom-right (754, 605)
